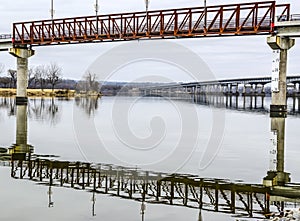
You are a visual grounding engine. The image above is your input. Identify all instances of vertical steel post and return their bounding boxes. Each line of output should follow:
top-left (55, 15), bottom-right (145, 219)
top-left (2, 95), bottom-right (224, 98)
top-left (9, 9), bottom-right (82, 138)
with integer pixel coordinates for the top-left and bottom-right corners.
top-left (170, 181), bottom-right (174, 205)
top-left (95, 0), bottom-right (99, 34)
top-left (51, 0), bottom-right (54, 20)
top-left (215, 181), bottom-right (219, 211)
top-left (145, 0), bottom-right (149, 35)
top-left (231, 187), bottom-right (235, 213)
top-left (71, 167), bottom-right (74, 188)
top-left (204, 0), bottom-right (207, 29)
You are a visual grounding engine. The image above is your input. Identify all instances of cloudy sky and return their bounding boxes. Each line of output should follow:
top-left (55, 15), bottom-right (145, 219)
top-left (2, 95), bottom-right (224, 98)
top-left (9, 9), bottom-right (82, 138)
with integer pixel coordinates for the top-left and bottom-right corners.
top-left (0, 0), bottom-right (299, 81)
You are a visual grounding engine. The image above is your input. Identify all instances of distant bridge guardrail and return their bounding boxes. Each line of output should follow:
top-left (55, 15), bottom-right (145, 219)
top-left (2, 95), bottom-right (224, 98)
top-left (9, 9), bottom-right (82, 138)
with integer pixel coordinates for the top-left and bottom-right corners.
top-left (0, 34), bottom-right (12, 40)
top-left (142, 75), bottom-right (300, 91)
top-left (290, 14), bottom-right (300, 21)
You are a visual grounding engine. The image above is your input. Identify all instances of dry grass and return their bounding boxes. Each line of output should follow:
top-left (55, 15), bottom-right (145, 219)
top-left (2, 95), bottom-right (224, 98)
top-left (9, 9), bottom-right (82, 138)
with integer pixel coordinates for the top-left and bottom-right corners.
top-left (0, 88), bottom-right (75, 97)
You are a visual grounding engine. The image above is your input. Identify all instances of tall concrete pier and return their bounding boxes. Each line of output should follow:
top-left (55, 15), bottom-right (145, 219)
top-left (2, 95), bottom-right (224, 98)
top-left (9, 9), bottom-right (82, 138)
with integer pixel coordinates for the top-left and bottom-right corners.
top-left (9, 47), bottom-right (34, 105)
top-left (265, 36), bottom-right (295, 186)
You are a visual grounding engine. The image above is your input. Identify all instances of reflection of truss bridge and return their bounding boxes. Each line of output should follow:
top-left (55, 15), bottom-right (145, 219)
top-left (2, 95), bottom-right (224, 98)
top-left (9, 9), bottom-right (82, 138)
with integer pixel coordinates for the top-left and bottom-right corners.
top-left (10, 158), bottom-right (279, 219)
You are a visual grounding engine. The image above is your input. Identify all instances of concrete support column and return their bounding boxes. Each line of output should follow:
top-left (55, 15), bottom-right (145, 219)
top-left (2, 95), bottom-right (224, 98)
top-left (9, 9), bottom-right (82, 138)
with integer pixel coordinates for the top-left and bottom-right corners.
top-left (261, 84), bottom-right (265, 94)
top-left (203, 86), bottom-right (206, 95)
top-left (249, 84), bottom-right (253, 94)
top-left (293, 83), bottom-right (297, 94)
top-left (218, 85), bottom-right (222, 94)
top-left (265, 36), bottom-right (295, 186)
top-left (9, 47), bottom-right (35, 105)
top-left (221, 85), bottom-right (225, 94)
top-left (16, 58), bottom-right (28, 102)
top-left (254, 84), bottom-right (258, 108)
top-left (242, 85), bottom-right (246, 95)
top-left (228, 84), bottom-right (232, 94)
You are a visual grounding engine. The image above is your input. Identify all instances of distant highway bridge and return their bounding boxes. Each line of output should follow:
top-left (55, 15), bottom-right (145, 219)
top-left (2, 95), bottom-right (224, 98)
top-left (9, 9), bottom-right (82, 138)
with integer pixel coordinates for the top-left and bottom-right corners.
top-left (141, 75), bottom-right (300, 96)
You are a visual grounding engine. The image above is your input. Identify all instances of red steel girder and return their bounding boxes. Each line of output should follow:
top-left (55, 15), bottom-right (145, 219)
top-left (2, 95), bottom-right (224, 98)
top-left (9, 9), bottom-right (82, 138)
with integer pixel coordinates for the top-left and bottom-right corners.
top-left (12, 1), bottom-right (290, 47)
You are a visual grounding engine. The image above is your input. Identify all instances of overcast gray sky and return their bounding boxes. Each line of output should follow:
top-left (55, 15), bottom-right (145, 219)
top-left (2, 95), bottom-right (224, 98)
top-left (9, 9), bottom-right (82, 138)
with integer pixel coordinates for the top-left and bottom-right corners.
top-left (0, 0), bottom-right (299, 81)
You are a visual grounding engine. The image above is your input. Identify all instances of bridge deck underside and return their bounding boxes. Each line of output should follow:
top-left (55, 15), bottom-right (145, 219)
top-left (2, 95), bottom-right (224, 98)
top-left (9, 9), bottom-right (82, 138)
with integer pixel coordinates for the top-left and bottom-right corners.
top-left (12, 1), bottom-right (290, 47)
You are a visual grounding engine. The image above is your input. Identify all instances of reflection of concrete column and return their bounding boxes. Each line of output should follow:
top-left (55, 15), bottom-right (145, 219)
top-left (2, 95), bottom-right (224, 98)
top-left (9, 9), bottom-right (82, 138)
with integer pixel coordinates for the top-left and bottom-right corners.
top-left (228, 84), bottom-right (232, 94)
top-left (254, 87), bottom-right (257, 109)
top-left (249, 95), bottom-right (253, 109)
top-left (261, 96), bottom-right (265, 109)
top-left (16, 105), bottom-right (28, 148)
top-left (9, 103), bottom-right (33, 161)
top-left (235, 95), bottom-right (238, 109)
top-left (265, 36), bottom-right (295, 186)
top-left (292, 96), bottom-right (296, 112)
top-left (9, 48), bottom-right (35, 105)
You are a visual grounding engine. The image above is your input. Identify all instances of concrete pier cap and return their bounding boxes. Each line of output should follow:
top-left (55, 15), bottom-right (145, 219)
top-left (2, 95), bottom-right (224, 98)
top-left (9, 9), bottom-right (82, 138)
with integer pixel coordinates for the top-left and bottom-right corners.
top-left (267, 36), bottom-right (295, 50)
top-left (9, 47), bottom-right (35, 58)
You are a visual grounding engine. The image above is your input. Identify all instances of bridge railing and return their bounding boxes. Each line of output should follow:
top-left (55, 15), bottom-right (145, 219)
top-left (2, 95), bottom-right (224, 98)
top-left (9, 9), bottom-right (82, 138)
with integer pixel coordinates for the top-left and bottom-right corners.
top-left (275, 3), bottom-right (290, 21)
top-left (290, 14), bottom-right (300, 21)
top-left (0, 34), bottom-right (12, 40)
top-left (12, 1), bottom-right (290, 46)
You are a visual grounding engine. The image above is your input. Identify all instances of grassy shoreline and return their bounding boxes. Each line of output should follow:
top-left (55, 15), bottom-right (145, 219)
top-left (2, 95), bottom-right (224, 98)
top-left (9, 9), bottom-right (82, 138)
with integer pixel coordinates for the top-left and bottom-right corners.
top-left (0, 88), bottom-right (76, 97)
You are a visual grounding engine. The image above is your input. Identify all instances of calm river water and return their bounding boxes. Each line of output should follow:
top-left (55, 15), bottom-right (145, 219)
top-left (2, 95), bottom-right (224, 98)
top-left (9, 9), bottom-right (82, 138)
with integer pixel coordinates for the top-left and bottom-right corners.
top-left (0, 95), bottom-right (300, 221)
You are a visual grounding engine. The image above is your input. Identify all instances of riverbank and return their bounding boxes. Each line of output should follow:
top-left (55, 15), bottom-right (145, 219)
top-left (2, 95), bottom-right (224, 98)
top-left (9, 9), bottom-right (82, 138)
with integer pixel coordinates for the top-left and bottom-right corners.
top-left (0, 88), bottom-right (75, 97)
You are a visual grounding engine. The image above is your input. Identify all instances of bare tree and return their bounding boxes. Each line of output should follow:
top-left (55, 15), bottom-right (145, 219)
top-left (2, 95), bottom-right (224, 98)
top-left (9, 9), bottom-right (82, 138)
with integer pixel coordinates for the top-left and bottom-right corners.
top-left (46, 63), bottom-right (62, 91)
top-left (7, 69), bottom-right (17, 88)
top-left (28, 67), bottom-right (35, 88)
top-left (0, 77), bottom-right (10, 88)
top-left (0, 63), bottom-right (4, 74)
top-left (0, 63), bottom-right (6, 88)
top-left (34, 65), bottom-right (47, 90)
top-left (84, 71), bottom-right (99, 92)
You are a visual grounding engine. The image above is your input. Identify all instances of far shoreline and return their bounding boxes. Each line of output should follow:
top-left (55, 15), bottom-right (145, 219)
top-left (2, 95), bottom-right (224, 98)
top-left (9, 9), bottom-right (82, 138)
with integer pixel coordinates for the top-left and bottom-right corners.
top-left (0, 88), bottom-right (102, 97)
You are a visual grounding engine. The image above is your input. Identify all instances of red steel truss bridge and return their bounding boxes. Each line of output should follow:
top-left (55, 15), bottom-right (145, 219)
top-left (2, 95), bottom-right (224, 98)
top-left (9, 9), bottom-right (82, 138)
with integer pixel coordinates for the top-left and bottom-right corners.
top-left (11, 1), bottom-right (290, 47)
